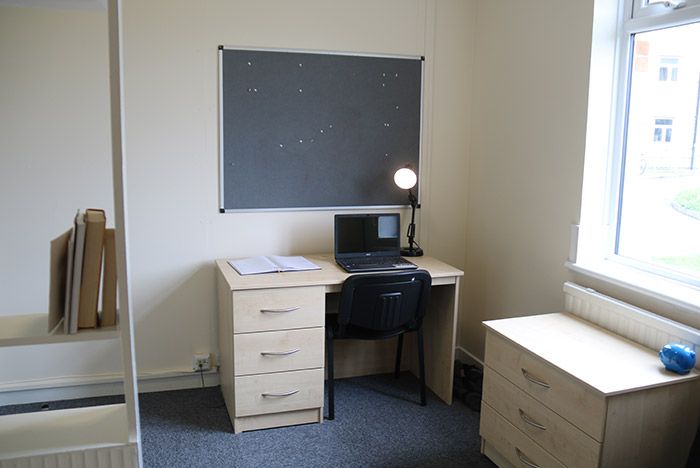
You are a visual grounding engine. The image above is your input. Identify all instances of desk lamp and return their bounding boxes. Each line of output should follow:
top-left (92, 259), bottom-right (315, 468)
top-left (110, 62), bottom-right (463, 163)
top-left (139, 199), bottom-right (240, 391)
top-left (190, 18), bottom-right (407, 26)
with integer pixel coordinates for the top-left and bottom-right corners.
top-left (394, 165), bottom-right (423, 257)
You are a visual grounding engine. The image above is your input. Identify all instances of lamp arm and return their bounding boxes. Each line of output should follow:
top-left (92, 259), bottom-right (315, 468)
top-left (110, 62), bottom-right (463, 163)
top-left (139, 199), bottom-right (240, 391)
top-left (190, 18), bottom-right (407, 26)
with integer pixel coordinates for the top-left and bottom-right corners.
top-left (395, 169), bottom-right (423, 256)
top-left (407, 189), bottom-right (417, 250)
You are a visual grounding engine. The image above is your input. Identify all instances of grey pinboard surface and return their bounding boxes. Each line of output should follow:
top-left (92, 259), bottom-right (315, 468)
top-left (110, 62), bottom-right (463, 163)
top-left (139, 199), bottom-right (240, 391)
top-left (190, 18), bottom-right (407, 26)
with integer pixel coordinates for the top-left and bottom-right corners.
top-left (219, 48), bottom-right (423, 211)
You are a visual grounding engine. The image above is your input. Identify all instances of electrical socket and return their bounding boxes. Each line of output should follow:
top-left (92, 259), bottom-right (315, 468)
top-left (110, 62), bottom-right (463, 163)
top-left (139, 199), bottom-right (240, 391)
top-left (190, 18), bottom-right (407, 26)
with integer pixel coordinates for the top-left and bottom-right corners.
top-left (193, 353), bottom-right (211, 371)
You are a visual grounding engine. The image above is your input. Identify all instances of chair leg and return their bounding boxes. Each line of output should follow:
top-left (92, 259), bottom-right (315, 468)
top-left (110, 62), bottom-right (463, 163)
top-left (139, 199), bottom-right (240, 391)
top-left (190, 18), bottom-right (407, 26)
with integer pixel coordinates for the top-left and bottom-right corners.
top-left (417, 328), bottom-right (426, 406)
top-left (394, 334), bottom-right (404, 379)
top-left (327, 336), bottom-right (335, 420)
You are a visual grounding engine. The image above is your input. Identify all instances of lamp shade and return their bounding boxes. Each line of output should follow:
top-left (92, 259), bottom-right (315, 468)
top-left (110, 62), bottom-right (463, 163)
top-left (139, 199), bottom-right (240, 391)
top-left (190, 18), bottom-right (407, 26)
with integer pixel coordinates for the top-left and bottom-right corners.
top-left (394, 167), bottom-right (417, 190)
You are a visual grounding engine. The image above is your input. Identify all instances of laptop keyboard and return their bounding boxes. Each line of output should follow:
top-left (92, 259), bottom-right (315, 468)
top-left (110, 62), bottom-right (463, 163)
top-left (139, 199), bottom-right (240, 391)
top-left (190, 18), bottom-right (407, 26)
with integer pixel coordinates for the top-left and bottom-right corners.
top-left (344, 256), bottom-right (415, 268)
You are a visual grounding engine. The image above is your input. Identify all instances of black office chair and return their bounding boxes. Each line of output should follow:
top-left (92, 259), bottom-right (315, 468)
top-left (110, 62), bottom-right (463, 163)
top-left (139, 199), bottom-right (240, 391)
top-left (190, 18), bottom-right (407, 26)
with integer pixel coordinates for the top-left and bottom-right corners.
top-left (325, 270), bottom-right (431, 420)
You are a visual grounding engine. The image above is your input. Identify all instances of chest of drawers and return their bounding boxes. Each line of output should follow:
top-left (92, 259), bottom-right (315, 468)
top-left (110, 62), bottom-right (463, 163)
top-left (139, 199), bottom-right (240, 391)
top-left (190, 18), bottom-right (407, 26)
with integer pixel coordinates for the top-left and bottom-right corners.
top-left (217, 273), bottom-right (325, 434)
top-left (480, 313), bottom-right (700, 468)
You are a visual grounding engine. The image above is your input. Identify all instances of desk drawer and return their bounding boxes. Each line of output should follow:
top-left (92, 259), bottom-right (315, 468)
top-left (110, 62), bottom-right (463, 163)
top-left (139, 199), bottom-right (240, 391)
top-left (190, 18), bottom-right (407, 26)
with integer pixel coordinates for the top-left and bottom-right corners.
top-left (234, 327), bottom-right (324, 376)
top-left (232, 286), bottom-right (324, 333)
top-left (234, 368), bottom-right (324, 417)
top-left (485, 332), bottom-right (606, 441)
top-left (483, 366), bottom-right (600, 468)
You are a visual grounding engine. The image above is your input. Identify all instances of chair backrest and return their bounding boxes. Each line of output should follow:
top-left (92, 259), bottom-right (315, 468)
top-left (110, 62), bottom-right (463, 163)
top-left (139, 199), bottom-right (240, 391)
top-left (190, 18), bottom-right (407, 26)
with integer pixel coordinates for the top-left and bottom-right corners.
top-left (337, 270), bottom-right (431, 339)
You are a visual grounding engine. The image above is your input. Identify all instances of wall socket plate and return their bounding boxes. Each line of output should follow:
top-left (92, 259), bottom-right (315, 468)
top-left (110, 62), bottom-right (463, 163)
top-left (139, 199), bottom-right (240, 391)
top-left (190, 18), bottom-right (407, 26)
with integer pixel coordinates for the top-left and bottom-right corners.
top-left (193, 353), bottom-right (211, 371)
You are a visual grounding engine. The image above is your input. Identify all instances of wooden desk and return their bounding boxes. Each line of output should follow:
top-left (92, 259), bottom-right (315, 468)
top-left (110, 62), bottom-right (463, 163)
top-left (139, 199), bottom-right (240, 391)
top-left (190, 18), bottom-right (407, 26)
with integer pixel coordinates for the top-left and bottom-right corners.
top-left (216, 253), bottom-right (463, 433)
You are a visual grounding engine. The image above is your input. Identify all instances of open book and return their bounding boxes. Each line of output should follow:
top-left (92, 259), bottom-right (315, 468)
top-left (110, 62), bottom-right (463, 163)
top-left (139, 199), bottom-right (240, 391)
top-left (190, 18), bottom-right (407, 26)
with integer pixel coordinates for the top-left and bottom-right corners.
top-left (228, 255), bottom-right (321, 276)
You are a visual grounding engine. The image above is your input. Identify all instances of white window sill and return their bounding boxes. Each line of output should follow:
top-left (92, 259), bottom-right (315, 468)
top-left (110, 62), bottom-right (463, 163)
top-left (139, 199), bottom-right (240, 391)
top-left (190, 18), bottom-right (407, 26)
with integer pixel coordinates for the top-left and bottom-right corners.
top-left (565, 259), bottom-right (700, 316)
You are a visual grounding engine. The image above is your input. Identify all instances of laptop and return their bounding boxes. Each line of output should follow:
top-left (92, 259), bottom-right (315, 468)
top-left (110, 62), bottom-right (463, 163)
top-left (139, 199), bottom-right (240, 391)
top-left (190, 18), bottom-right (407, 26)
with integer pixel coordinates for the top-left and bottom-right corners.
top-left (334, 213), bottom-right (417, 273)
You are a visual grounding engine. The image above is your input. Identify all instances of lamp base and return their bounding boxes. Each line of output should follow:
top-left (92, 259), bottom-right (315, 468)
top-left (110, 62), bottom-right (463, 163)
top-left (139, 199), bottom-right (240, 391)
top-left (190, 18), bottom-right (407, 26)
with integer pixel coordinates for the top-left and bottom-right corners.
top-left (401, 247), bottom-right (423, 257)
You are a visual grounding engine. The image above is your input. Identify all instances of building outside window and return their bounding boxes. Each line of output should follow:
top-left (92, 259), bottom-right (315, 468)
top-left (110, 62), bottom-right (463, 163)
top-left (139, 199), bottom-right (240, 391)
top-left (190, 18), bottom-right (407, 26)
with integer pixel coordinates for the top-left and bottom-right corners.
top-left (659, 56), bottom-right (679, 81)
top-left (653, 118), bottom-right (673, 143)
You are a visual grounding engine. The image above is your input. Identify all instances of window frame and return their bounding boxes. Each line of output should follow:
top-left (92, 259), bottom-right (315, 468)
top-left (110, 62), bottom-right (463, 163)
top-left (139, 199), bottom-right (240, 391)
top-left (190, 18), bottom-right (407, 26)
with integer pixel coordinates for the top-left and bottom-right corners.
top-left (570, 0), bottom-right (700, 312)
top-left (633, 0), bottom-right (700, 20)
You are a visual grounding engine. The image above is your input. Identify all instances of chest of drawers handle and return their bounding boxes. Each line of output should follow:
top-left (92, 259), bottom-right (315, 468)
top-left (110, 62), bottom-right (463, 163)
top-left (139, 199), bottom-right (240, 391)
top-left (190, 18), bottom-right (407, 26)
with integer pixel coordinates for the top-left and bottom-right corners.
top-left (518, 409), bottom-right (547, 430)
top-left (260, 306), bottom-right (300, 313)
top-left (515, 448), bottom-right (541, 468)
top-left (521, 368), bottom-right (550, 388)
top-left (261, 389), bottom-right (300, 397)
top-left (260, 348), bottom-right (301, 356)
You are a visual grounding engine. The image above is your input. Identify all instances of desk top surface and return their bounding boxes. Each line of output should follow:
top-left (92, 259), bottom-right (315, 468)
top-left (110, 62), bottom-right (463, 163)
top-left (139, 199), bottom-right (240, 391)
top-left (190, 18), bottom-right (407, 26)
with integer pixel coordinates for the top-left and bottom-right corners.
top-left (216, 253), bottom-right (463, 291)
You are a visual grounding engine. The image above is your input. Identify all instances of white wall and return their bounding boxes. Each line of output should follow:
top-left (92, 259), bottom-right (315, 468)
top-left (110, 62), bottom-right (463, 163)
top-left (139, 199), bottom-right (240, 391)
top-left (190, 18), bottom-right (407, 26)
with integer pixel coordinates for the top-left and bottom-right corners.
top-left (121, 0), bottom-right (423, 375)
top-left (461, 0), bottom-right (593, 360)
top-left (121, 0), bottom-right (473, 375)
top-left (0, 6), bottom-right (125, 392)
top-left (0, 6), bottom-right (113, 315)
top-left (0, 0), bottom-right (474, 394)
top-left (3, 0), bottom-right (694, 402)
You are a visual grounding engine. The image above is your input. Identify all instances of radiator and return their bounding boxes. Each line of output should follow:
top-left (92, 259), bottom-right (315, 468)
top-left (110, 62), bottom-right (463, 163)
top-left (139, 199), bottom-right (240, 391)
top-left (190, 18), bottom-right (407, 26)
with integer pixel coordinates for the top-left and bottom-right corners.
top-left (0, 445), bottom-right (139, 468)
top-left (563, 282), bottom-right (700, 370)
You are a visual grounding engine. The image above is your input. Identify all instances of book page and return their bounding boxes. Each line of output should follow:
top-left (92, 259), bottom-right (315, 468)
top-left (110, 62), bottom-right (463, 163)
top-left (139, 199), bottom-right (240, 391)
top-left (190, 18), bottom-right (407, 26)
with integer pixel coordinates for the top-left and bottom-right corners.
top-left (228, 256), bottom-right (278, 275)
top-left (268, 255), bottom-right (321, 271)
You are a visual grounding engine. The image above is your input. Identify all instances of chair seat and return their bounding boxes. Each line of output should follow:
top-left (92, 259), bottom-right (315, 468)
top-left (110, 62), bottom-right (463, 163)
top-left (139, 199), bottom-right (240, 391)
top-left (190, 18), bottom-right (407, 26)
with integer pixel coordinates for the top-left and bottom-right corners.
top-left (326, 313), bottom-right (419, 341)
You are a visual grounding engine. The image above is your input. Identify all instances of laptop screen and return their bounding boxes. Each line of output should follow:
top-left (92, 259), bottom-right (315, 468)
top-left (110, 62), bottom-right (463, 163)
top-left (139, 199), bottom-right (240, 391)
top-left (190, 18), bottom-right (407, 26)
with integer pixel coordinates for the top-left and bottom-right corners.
top-left (335, 213), bottom-right (401, 259)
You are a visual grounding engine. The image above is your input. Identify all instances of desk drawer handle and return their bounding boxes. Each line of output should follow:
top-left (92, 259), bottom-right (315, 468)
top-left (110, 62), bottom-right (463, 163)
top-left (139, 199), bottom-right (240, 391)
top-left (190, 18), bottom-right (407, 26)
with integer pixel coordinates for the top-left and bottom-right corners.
top-left (260, 306), bottom-right (300, 313)
top-left (515, 448), bottom-right (541, 468)
top-left (519, 409), bottom-right (547, 430)
top-left (521, 369), bottom-right (550, 388)
top-left (261, 348), bottom-right (300, 356)
top-left (261, 389), bottom-right (300, 398)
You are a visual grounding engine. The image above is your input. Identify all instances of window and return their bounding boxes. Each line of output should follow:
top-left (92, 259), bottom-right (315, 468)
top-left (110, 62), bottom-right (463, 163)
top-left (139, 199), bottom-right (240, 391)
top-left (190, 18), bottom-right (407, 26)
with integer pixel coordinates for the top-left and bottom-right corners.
top-left (617, 18), bottom-right (700, 286)
top-left (659, 57), bottom-right (679, 81)
top-left (574, 0), bottom-right (700, 306)
top-left (653, 118), bottom-right (673, 142)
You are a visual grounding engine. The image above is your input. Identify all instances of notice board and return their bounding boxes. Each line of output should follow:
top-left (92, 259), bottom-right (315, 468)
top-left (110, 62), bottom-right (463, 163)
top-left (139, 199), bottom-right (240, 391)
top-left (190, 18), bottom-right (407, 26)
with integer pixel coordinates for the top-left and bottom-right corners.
top-left (219, 47), bottom-right (423, 211)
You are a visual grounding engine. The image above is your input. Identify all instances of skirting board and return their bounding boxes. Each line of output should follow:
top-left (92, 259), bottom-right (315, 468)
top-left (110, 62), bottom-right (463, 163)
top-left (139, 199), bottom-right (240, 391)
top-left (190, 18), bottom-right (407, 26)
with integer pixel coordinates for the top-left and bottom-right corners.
top-left (4, 348), bottom-right (477, 406)
top-left (455, 346), bottom-right (483, 369)
top-left (0, 371), bottom-right (220, 406)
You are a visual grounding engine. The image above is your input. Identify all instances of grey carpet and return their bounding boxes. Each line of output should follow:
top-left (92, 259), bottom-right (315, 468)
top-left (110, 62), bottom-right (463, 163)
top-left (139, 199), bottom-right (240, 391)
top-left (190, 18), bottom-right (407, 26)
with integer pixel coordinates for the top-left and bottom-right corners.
top-left (1, 372), bottom-right (496, 468)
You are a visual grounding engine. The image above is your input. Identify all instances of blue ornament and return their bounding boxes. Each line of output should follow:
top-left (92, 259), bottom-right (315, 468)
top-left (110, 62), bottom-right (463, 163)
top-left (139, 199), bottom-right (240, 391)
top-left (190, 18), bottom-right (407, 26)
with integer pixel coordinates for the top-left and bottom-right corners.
top-left (659, 343), bottom-right (696, 375)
